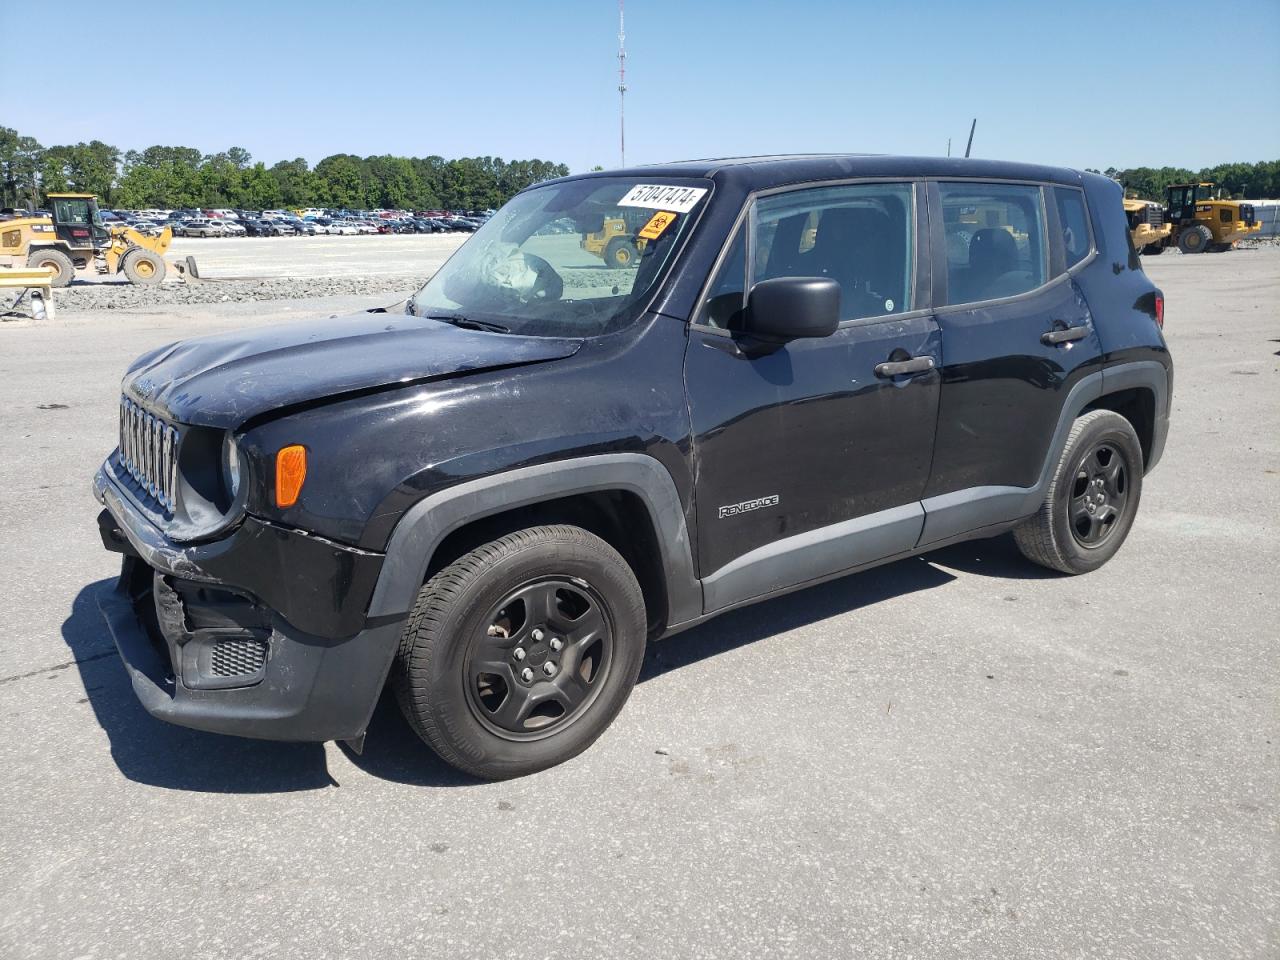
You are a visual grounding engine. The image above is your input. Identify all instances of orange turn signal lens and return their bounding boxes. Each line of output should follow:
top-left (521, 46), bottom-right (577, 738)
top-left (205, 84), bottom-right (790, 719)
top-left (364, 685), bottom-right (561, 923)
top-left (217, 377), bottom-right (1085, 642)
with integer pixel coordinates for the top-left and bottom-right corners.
top-left (275, 445), bottom-right (307, 507)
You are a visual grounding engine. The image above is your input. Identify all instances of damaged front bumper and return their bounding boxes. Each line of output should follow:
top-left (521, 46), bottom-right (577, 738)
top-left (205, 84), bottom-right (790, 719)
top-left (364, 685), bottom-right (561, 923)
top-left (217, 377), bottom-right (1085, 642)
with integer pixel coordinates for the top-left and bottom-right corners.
top-left (93, 465), bottom-right (403, 742)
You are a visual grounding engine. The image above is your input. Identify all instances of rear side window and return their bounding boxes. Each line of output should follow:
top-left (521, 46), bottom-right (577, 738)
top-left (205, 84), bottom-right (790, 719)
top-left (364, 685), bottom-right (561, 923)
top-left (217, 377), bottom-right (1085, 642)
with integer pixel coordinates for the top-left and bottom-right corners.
top-left (1054, 187), bottom-right (1092, 269)
top-left (940, 182), bottom-right (1047, 305)
top-left (753, 182), bottom-right (914, 321)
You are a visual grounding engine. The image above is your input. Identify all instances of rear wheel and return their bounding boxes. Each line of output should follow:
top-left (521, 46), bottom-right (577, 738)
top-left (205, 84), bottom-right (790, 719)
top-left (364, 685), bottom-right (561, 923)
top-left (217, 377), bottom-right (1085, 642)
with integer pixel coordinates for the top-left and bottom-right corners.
top-left (1178, 224), bottom-right (1212, 254)
top-left (121, 248), bottom-right (165, 285)
top-left (26, 248), bottom-right (75, 287)
top-left (1013, 410), bottom-right (1144, 575)
top-left (392, 524), bottom-right (647, 779)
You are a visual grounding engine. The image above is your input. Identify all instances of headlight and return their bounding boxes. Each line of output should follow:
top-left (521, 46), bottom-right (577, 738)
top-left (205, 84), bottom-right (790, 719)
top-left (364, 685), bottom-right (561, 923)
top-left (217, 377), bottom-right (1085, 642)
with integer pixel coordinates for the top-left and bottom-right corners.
top-left (222, 433), bottom-right (243, 499)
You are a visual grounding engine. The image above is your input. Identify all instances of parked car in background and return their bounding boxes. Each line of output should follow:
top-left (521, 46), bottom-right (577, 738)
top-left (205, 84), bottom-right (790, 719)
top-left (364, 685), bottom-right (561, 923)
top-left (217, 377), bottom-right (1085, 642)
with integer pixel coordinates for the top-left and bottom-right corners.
top-left (327, 220), bottom-right (359, 236)
top-left (219, 220), bottom-right (247, 237)
top-left (242, 220), bottom-right (273, 237)
top-left (285, 218), bottom-right (317, 236)
top-left (177, 219), bottom-right (224, 237)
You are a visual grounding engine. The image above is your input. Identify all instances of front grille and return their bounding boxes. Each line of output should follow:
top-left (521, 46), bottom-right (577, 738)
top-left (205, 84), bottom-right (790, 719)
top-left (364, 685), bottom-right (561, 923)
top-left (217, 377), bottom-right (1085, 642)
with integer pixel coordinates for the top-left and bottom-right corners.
top-left (119, 397), bottom-right (179, 511)
top-left (209, 637), bottom-right (268, 678)
top-left (1144, 205), bottom-right (1164, 226)
top-left (1240, 204), bottom-right (1256, 226)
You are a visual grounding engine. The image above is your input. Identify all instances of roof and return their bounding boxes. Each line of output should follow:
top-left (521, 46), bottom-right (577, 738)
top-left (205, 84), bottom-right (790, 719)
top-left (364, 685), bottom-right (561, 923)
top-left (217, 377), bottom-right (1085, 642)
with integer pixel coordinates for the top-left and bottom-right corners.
top-left (559, 154), bottom-right (1086, 192)
top-left (46, 192), bottom-right (96, 199)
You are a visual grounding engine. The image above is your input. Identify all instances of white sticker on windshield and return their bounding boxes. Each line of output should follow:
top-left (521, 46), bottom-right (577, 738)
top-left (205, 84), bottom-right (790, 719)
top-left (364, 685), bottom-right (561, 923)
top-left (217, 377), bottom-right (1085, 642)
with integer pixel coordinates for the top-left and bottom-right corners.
top-left (618, 184), bottom-right (708, 213)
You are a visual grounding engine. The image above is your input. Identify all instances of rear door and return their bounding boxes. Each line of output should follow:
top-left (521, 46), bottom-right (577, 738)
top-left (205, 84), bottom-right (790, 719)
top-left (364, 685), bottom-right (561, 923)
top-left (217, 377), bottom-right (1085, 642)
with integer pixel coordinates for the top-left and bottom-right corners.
top-left (920, 180), bottom-right (1102, 542)
top-left (685, 181), bottom-right (940, 609)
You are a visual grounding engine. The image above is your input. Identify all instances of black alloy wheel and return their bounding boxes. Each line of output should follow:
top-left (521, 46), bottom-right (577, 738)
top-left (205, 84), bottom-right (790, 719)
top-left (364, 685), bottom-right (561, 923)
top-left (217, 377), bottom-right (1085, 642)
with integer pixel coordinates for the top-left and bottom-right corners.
top-left (466, 578), bottom-right (614, 739)
top-left (1068, 441), bottom-right (1129, 547)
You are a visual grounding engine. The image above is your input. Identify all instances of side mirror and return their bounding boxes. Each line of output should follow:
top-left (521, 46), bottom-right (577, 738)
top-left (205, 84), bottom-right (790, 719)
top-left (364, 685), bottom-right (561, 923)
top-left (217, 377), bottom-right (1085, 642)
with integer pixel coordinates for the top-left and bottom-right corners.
top-left (741, 277), bottom-right (840, 341)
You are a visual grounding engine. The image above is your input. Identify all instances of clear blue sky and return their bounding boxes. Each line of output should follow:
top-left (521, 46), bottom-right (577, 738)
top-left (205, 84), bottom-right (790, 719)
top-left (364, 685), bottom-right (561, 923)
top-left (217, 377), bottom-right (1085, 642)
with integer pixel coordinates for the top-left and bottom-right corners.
top-left (4, 0), bottom-right (1278, 174)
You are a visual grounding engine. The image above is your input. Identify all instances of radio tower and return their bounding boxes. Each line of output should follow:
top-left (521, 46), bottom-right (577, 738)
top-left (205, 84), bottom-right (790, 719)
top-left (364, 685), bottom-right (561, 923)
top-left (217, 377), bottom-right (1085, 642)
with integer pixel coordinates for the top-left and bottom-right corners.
top-left (617, 0), bottom-right (627, 167)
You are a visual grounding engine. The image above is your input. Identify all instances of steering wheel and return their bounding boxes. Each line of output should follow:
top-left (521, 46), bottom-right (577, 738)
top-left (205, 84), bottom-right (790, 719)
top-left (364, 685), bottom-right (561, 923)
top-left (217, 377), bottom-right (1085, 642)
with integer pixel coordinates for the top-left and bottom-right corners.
top-left (520, 253), bottom-right (563, 302)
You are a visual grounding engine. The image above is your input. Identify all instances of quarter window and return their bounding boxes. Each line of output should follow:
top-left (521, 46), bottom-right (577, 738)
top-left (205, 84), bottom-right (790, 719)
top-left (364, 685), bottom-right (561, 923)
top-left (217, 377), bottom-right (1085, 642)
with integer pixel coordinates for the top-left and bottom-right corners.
top-left (701, 227), bottom-right (746, 329)
top-left (753, 183), bottom-right (914, 321)
top-left (940, 182), bottom-right (1047, 304)
top-left (1054, 187), bottom-right (1092, 269)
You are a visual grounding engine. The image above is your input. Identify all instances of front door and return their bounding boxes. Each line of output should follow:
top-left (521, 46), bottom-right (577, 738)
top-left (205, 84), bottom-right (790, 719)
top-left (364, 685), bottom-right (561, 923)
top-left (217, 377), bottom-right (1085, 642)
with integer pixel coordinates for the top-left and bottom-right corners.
top-left (685, 181), bottom-right (940, 611)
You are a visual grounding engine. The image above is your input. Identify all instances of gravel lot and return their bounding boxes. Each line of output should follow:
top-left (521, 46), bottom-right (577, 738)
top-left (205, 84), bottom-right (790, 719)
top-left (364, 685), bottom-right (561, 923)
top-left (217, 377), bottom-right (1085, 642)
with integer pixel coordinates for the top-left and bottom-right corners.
top-left (0, 245), bottom-right (1276, 959)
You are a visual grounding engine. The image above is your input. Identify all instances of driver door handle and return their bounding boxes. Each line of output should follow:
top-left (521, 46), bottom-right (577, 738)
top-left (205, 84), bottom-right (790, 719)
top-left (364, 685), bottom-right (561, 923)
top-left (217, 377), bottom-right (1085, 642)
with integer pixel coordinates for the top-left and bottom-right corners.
top-left (874, 355), bottom-right (935, 378)
top-left (1041, 325), bottom-right (1088, 345)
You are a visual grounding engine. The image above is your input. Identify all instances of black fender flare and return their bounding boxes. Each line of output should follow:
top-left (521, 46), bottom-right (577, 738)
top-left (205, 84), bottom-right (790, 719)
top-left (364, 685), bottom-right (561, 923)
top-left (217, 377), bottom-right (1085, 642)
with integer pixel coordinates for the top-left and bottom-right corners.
top-left (368, 453), bottom-right (702, 627)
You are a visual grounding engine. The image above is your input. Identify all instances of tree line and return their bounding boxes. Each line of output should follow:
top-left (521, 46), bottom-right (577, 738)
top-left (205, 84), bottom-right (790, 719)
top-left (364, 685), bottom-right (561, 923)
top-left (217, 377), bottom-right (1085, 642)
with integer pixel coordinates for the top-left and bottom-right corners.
top-left (1087, 160), bottom-right (1280, 201)
top-left (0, 126), bottom-right (570, 212)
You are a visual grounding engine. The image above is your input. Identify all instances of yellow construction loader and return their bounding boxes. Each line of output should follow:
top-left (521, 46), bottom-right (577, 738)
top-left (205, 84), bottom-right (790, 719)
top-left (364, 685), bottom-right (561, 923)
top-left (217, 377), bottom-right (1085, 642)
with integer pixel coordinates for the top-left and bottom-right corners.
top-left (1124, 197), bottom-right (1172, 254)
top-left (0, 193), bottom-right (174, 286)
top-left (580, 216), bottom-right (644, 267)
top-left (1145, 182), bottom-right (1261, 254)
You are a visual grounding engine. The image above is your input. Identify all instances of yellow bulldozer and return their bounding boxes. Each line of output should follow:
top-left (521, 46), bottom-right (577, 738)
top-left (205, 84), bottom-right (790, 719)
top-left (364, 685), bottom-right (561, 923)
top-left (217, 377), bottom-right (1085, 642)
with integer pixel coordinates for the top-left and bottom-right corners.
top-left (1143, 182), bottom-right (1261, 255)
top-left (0, 193), bottom-right (173, 286)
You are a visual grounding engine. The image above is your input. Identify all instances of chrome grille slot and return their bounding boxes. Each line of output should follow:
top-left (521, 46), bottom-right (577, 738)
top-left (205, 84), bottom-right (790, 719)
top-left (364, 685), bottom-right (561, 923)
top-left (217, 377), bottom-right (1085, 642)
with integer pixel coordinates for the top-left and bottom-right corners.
top-left (118, 396), bottom-right (179, 512)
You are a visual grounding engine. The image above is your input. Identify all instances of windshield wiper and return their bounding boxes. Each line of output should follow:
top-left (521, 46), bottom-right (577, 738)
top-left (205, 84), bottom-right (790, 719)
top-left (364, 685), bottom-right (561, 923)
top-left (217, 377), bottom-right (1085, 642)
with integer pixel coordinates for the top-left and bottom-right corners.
top-left (426, 314), bottom-right (510, 334)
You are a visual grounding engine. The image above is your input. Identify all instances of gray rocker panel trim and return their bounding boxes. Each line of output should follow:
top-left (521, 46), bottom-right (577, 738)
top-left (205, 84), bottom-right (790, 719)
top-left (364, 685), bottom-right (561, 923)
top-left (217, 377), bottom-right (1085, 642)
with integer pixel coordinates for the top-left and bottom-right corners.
top-left (701, 502), bottom-right (924, 612)
top-left (368, 453), bottom-right (702, 625)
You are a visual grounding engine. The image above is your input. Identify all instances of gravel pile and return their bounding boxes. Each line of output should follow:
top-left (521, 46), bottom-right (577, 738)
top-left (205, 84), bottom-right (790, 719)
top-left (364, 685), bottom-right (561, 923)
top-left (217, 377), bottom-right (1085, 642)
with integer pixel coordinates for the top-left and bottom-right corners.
top-left (47, 274), bottom-right (426, 313)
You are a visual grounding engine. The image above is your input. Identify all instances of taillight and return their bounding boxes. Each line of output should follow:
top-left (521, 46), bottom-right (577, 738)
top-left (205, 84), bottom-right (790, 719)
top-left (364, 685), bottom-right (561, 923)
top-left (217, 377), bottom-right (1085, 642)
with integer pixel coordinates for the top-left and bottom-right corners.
top-left (1154, 293), bottom-right (1164, 329)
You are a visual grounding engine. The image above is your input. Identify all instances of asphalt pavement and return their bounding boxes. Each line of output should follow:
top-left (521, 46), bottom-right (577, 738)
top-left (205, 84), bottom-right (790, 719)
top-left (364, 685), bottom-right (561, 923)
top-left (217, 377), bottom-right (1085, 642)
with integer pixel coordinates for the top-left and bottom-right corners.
top-left (0, 246), bottom-right (1276, 959)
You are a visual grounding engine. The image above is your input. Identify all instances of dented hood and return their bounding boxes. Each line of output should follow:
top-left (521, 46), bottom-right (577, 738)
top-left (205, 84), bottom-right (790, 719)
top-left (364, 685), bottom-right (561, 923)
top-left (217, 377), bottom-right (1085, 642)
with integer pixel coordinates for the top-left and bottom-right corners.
top-left (123, 311), bottom-right (583, 428)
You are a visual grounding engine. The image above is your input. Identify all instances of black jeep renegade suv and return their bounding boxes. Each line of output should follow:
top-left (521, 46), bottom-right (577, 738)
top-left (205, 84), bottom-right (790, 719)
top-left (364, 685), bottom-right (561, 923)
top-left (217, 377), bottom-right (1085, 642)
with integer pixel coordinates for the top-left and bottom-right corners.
top-left (95, 156), bottom-right (1171, 779)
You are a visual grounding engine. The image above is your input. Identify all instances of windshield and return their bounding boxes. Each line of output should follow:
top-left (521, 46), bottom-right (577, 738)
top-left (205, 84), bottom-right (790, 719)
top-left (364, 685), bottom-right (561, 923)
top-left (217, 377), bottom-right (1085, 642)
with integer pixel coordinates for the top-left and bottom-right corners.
top-left (410, 176), bottom-right (711, 337)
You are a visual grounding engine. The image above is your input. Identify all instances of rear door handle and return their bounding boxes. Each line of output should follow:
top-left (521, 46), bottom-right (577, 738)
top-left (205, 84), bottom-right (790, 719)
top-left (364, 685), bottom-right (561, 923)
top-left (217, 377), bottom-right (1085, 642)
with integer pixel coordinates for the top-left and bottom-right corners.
top-left (1041, 325), bottom-right (1088, 345)
top-left (874, 356), bottom-right (935, 378)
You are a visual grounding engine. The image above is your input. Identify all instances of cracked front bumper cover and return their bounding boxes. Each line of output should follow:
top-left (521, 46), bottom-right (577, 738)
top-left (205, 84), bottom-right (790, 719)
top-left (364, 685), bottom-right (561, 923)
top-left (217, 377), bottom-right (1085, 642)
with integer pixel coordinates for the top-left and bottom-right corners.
top-left (94, 464), bottom-right (403, 742)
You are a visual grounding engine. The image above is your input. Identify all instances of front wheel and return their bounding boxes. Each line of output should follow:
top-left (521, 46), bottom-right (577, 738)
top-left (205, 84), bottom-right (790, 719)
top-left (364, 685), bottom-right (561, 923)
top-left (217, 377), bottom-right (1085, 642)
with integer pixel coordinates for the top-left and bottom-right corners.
top-left (121, 248), bottom-right (165, 285)
top-left (1013, 410), bottom-right (1144, 575)
top-left (392, 524), bottom-right (647, 779)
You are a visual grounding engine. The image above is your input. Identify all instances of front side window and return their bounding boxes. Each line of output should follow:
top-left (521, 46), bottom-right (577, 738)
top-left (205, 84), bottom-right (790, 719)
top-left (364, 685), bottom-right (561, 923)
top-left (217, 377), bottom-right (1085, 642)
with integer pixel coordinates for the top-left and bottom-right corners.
top-left (940, 182), bottom-right (1046, 304)
top-left (412, 176), bottom-right (710, 337)
top-left (752, 182), bottom-right (914, 321)
top-left (1054, 187), bottom-right (1092, 269)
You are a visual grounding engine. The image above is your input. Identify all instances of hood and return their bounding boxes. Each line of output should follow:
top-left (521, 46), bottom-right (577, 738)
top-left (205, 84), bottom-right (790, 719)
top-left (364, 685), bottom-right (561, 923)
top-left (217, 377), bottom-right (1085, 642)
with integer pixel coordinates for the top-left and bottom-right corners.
top-left (123, 311), bottom-right (583, 429)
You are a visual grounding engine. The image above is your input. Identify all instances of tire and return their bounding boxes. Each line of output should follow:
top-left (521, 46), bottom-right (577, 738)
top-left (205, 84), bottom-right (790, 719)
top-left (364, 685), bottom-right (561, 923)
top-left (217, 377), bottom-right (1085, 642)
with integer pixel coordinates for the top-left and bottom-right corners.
top-left (605, 237), bottom-right (638, 268)
top-left (121, 248), bottom-right (165, 285)
top-left (1141, 243), bottom-right (1165, 256)
top-left (392, 524), bottom-right (647, 779)
top-left (1178, 223), bottom-right (1212, 254)
top-left (26, 248), bottom-right (75, 287)
top-left (1013, 410), bottom-right (1144, 575)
